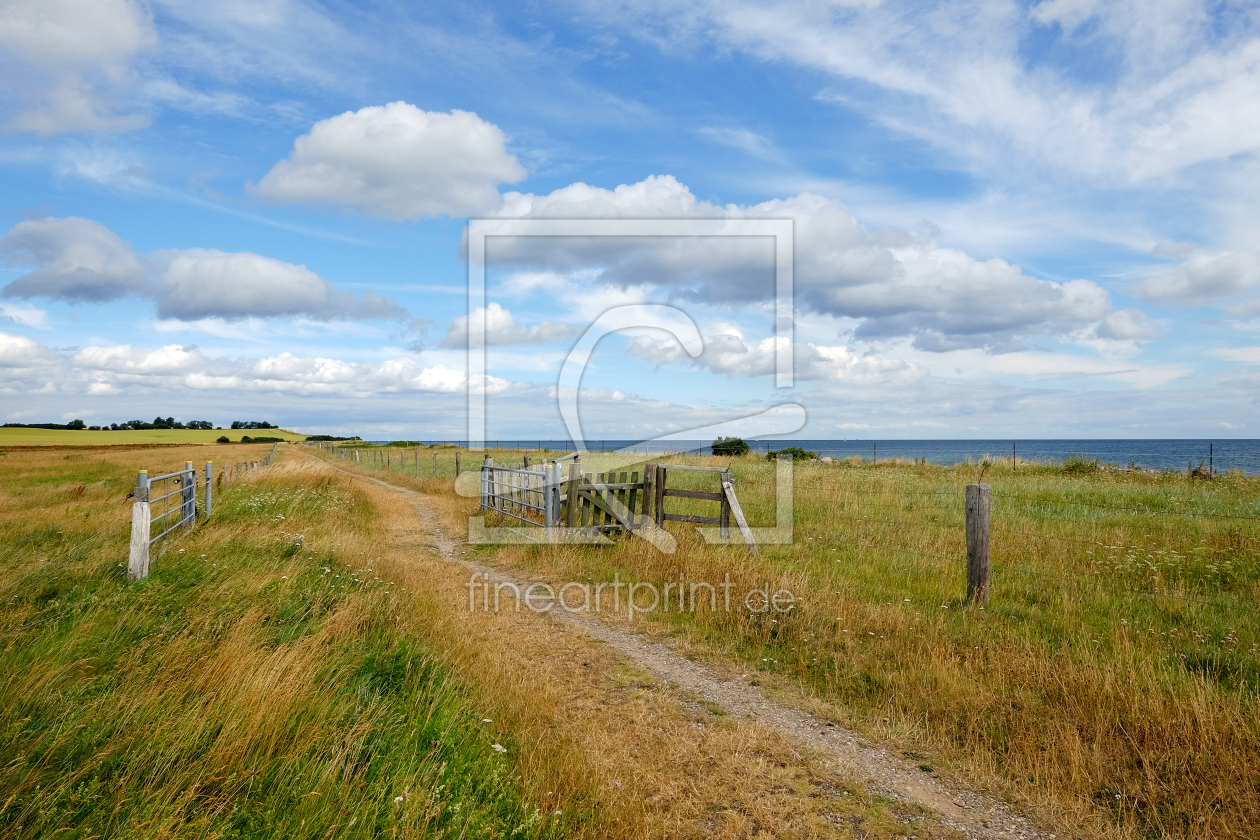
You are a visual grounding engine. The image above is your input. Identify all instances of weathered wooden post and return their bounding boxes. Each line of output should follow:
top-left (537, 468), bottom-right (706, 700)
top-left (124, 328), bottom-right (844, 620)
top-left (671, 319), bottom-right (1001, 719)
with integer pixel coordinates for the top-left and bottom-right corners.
top-left (455, 451), bottom-right (461, 478)
top-left (643, 464), bottom-right (655, 521)
top-left (129, 470), bottom-right (150, 580)
top-left (565, 460), bottom-right (581, 527)
top-left (966, 483), bottom-right (991, 604)
top-left (543, 462), bottom-right (553, 538)
top-left (204, 461), bottom-right (213, 517)
top-left (719, 470), bottom-right (732, 540)
top-left (654, 465), bottom-right (667, 526)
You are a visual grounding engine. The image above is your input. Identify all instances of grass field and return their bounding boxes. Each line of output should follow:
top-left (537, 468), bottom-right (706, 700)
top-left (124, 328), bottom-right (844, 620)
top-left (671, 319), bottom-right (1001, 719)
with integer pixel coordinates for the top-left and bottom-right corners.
top-left (338, 444), bottom-right (1260, 839)
top-left (10, 439), bottom-right (1259, 838)
top-left (0, 445), bottom-right (587, 839)
top-left (6, 443), bottom-right (939, 840)
top-left (0, 427), bottom-right (308, 447)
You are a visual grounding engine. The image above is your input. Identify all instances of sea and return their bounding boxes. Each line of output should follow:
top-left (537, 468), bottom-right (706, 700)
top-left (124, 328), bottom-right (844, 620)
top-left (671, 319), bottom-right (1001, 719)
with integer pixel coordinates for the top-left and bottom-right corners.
top-left (366, 438), bottom-right (1260, 476)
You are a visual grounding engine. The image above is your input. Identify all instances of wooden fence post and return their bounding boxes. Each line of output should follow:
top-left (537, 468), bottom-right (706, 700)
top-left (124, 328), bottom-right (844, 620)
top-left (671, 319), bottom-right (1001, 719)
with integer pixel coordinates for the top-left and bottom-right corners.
top-left (966, 483), bottom-right (991, 604)
top-left (433, 452), bottom-right (437, 477)
top-left (565, 461), bottom-right (580, 527)
top-left (719, 470), bottom-right (732, 540)
top-left (129, 471), bottom-right (150, 580)
top-left (642, 464), bottom-right (655, 521)
top-left (654, 466), bottom-right (667, 526)
top-left (455, 451), bottom-right (461, 477)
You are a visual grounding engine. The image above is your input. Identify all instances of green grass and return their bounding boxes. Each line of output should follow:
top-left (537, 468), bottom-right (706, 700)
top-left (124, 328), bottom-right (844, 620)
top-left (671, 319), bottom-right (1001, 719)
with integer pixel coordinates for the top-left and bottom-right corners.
top-left (477, 453), bottom-right (1260, 837)
top-left (0, 455), bottom-right (579, 839)
top-left (0, 428), bottom-right (309, 447)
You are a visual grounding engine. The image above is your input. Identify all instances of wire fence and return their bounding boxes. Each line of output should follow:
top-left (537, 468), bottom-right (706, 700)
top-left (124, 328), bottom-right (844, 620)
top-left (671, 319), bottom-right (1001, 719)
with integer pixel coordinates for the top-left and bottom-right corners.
top-left (300, 443), bottom-right (1260, 622)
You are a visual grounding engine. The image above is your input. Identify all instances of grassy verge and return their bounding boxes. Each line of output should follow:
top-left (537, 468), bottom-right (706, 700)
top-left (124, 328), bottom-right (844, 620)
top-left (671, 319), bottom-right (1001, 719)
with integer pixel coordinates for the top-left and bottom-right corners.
top-left (0, 448), bottom-right (579, 839)
top-left (452, 451), bottom-right (1260, 838)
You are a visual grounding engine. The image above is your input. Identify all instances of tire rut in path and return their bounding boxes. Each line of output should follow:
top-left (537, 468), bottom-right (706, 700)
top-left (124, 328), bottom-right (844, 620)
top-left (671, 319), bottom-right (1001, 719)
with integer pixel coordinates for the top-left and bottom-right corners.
top-left (338, 464), bottom-right (1054, 840)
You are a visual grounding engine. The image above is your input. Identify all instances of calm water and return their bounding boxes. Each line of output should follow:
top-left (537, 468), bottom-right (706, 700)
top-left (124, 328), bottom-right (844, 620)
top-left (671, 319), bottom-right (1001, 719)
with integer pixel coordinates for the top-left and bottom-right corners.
top-left (374, 438), bottom-right (1260, 475)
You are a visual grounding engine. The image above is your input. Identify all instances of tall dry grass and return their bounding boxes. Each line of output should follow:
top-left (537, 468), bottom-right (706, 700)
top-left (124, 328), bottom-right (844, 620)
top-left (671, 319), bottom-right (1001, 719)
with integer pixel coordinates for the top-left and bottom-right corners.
top-left (4, 444), bottom-right (944, 839)
top-left (0, 447), bottom-right (579, 839)
top-left (418, 448), bottom-right (1260, 839)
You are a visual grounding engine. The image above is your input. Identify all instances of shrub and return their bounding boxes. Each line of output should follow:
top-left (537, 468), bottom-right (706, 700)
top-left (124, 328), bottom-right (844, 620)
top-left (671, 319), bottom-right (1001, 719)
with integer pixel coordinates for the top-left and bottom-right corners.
top-left (712, 436), bottom-right (751, 457)
top-left (767, 446), bottom-right (815, 461)
top-left (1061, 454), bottom-right (1100, 475)
top-left (241, 436), bottom-right (284, 444)
top-left (216, 435), bottom-right (231, 443)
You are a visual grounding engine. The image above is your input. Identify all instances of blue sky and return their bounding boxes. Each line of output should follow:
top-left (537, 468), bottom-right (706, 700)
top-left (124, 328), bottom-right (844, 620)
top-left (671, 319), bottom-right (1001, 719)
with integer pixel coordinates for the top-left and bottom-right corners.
top-left (2, 0), bottom-right (1259, 440)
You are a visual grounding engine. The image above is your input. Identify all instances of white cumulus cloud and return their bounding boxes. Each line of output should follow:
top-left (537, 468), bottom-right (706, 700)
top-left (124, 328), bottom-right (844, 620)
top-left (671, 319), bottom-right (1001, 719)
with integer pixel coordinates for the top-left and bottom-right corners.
top-left (1136, 249), bottom-right (1260, 304)
top-left (1, 217), bottom-right (147, 302)
top-left (627, 331), bottom-right (924, 384)
top-left (0, 217), bottom-right (407, 322)
top-left (491, 175), bottom-right (1140, 351)
top-left (0, 0), bottom-right (154, 134)
top-left (154, 249), bottom-right (404, 321)
top-left (442, 303), bottom-right (576, 348)
top-left (251, 102), bottom-right (527, 220)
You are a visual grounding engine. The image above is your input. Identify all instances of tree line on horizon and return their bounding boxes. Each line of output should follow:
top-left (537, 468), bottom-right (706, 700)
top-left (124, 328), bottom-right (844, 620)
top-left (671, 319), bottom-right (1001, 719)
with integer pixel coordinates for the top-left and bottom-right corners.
top-left (3, 418), bottom-right (276, 431)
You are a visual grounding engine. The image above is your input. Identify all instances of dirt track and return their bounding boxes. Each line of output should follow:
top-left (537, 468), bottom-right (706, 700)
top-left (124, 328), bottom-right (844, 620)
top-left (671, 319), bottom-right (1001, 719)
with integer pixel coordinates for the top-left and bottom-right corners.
top-left (320, 455), bottom-right (1054, 840)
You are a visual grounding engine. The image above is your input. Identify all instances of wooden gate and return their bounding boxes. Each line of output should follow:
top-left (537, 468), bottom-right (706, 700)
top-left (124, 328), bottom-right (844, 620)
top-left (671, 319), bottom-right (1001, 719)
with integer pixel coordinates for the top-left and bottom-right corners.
top-left (479, 455), bottom-right (757, 553)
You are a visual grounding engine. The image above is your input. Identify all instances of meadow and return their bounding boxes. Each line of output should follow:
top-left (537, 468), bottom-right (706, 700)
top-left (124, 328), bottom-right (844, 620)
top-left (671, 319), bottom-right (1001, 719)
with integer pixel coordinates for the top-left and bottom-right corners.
top-left (0, 444), bottom-right (585, 839)
top-left (346, 443), bottom-right (1260, 839)
top-left (0, 427), bottom-right (308, 447)
top-left (5, 442), bottom-right (939, 840)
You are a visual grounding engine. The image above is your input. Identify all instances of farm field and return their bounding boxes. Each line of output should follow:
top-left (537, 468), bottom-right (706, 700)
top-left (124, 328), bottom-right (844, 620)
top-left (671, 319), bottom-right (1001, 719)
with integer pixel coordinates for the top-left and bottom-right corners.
top-left (0, 427), bottom-right (308, 447)
top-left (332, 442), bottom-right (1260, 839)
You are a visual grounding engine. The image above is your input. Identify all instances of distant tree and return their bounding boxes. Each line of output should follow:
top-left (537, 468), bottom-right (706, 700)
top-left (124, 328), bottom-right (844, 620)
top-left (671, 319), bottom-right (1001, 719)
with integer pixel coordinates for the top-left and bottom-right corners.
top-left (711, 436), bottom-right (750, 457)
top-left (188, 420), bottom-right (214, 430)
top-left (232, 421), bottom-right (275, 430)
top-left (67, 419), bottom-right (85, 430)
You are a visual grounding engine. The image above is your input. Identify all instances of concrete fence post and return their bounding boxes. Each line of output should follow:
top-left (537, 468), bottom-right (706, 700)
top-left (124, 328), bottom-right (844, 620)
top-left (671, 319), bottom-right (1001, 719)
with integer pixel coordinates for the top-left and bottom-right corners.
top-left (966, 483), bottom-right (991, 604)
top-left (184, 462), bottom-right (195, 520)
top-left (129, 470), bottom-right (150, 580)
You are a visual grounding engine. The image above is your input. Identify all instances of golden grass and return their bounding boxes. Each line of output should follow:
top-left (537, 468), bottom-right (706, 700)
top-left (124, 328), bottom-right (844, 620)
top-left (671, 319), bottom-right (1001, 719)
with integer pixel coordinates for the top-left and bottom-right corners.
top-left (3, 444), bottom-right (949, 839)
top-left (362, 447), bottom-right (1260, 840)
top-left (296, 449), bottom-right (953, 838)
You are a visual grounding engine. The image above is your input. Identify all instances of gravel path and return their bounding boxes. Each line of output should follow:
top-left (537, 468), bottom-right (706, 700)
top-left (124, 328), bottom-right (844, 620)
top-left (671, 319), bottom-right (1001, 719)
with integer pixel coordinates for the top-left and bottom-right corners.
top-left (330, 460), bottom-right (1055, 840)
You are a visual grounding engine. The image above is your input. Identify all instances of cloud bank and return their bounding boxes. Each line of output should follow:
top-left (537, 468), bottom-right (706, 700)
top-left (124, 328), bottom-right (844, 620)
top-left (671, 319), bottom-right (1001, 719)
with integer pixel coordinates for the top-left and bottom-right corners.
top-left (488, 175), bottom-right (1149, 352)
top-left (0, 217), bottom-right (406, 322)
top-left (0, 329), bottom-right (514, 400)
